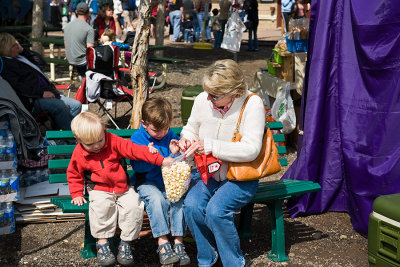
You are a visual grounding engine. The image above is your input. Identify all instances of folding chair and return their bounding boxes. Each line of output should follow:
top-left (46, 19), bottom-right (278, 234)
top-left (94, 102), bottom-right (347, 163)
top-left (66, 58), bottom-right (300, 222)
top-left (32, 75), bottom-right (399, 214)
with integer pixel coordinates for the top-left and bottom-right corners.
top-left (84, 45), bottom-right (134, 129)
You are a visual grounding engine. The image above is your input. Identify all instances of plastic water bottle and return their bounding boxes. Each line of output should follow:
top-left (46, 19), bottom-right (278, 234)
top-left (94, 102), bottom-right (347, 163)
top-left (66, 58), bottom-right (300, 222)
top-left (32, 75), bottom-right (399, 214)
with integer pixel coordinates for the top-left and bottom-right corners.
top-left (9, 170), bottom-right (19, 194)
top-left (0, 170), bottom-right (10, 195)
top-left (3, 202), bottom-right (12, 227)
top-left (0, 136), bottom-right (6, 161)
top-left (0, 209), bottom-right (4, 227)
top-left (5, 133), bottom-right (16, 162)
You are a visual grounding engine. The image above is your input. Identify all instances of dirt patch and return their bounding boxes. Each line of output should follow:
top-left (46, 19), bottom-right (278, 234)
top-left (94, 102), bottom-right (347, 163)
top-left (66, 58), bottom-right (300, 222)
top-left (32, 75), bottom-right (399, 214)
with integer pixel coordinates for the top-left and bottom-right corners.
top-left (0, 43), bottom-right (368, 266)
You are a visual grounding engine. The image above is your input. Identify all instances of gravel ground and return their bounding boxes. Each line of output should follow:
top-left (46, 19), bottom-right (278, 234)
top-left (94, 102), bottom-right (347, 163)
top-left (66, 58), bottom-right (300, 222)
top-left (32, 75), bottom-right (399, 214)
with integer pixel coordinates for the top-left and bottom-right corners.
top-left (0, 42), bottom-right (368, 267)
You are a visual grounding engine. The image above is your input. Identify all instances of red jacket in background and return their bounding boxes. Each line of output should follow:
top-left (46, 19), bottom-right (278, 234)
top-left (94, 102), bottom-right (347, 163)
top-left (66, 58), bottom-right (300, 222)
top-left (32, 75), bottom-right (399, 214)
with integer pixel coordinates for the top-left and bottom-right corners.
top-left (67, 132), bottom-right (164, 199)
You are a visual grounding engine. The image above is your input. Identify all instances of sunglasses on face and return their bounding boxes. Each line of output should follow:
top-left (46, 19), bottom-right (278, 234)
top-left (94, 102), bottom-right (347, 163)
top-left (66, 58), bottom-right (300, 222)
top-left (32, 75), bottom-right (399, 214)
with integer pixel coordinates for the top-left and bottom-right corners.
top-left (208, 93), bottom-right (225, 101)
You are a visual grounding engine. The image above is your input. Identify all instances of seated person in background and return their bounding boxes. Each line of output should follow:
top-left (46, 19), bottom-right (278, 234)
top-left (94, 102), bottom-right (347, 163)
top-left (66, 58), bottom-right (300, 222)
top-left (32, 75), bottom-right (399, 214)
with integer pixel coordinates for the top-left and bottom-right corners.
top-left (100, 29), bottom-right (131, 50)
top-left (93, 3), bottom-right (123, 43)
top-left (0, 33), bottom-right (82, 131)
top-left (130, 98), bottom-right (190, 266)
top-left (67, 111), bottom-right (174, 266)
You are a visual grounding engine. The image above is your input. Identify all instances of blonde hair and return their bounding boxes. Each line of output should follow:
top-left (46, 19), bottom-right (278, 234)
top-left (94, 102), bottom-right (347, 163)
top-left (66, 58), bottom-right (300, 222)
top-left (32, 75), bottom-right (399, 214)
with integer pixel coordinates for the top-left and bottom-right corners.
top-left (141, 98), bottom-right (173, 130)
top-left (71, 112), bottom-right (105, 144)
top-left (202, 59), bottom-right (247, 97)
top-left (0, 33), bottom-right (18, 57)
top-left (100, 29), bottom-right (116, 43)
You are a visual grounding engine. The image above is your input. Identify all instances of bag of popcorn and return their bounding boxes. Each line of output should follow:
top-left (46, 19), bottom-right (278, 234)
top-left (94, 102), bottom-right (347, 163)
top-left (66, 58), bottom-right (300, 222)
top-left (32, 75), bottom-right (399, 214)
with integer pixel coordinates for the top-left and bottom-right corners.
top-left (161, 155), bottom-right (192, 203)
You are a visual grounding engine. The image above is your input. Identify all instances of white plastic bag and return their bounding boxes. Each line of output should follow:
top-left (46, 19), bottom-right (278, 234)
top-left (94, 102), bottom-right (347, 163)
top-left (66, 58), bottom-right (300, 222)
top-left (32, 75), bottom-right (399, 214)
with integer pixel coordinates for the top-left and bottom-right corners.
top-left (161, 155), bottom-right (191, 203)
top-left (271, 82), bottom-right (296, 134)
top-left (221, 11), bottom-right (247, 53)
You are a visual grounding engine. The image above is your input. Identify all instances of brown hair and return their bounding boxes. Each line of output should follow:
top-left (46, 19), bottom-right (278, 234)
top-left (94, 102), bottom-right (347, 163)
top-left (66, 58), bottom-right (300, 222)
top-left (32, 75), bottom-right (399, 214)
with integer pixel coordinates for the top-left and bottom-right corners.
top-left (97, 3), bottom-right (114, 20)
top-left (141, 98), bottom-right (173, 130)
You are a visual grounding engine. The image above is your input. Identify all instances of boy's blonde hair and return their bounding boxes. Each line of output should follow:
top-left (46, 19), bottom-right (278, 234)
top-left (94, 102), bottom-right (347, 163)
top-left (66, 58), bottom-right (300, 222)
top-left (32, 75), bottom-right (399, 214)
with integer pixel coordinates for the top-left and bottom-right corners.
top-left (71, 112), bottom-right (106, 144)
top-left (202, 59), bottom-right (247, 97)
top-left (141, 98), bottom-right (173, 130)
top-left (0, 33), bottom-right (18, 57)
top-left (100, 29), bottom-right (116, 43)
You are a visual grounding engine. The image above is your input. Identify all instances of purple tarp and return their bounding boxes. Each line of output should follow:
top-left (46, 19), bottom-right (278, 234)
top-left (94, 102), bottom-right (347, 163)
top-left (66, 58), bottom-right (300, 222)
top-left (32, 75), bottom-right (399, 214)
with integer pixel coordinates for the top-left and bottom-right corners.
top-left (282, 0), bottom-right (400, 236)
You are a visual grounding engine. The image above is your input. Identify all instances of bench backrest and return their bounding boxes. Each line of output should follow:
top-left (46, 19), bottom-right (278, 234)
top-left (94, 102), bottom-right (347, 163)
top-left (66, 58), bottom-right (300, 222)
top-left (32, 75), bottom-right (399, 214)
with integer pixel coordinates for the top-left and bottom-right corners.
top-left (46, 122), bottom-right (286, 184)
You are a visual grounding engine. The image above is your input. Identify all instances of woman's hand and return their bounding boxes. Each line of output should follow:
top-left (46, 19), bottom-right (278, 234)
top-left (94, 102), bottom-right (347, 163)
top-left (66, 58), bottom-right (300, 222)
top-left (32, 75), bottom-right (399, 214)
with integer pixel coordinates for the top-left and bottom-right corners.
top-left (113, 13), bottom-right (119, 21)
top-left (169, 139), bottom-right (180, 154)
top-left (71, 196), bottom-right (87, 206)
top-left (178, 138), bottom-right (192, 152)
top-left (185, 140), bottom-right (205, 157)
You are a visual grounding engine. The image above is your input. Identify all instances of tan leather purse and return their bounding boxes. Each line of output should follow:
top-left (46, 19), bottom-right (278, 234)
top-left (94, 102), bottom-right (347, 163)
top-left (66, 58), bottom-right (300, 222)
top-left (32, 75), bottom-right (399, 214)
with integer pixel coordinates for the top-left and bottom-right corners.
top-left (227, 94), bottom-right (282, 181)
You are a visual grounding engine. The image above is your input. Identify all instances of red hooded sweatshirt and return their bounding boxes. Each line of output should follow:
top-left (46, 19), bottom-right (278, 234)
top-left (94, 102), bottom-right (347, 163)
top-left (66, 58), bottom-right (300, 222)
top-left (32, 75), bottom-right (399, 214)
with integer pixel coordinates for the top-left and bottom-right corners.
top-left (67, 132), bottom-right (164, 199)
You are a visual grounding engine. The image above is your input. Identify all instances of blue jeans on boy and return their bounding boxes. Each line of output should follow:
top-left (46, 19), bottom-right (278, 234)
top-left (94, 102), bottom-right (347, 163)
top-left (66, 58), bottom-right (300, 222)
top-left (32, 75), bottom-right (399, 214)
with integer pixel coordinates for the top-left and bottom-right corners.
top-left (184, 29), bottom-right (193, 42)
top-left (213, 30), bottom-right (223, 48)
top-left (32, 94), bottom-right (82, 130)
top-left (137, 182), bottom-right (186, 237)
top-left (183, 171), bottom-right (259, 267)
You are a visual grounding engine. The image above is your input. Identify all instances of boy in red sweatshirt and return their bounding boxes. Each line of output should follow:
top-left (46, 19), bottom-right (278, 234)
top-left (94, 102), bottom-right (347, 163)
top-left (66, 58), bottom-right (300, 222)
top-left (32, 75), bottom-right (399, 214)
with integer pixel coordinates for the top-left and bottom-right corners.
top-left (67, 111), bottom-right (173, 266)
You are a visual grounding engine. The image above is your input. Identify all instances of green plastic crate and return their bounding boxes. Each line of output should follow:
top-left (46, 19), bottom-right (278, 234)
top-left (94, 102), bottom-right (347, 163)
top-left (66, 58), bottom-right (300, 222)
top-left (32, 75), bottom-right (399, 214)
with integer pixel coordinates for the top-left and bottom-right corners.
top-left (368, 193), bottom-right (400, 267)
top-left (272, 49), bottom-right (285, 64)
top-left (181, 85), bottom-right (203, 125)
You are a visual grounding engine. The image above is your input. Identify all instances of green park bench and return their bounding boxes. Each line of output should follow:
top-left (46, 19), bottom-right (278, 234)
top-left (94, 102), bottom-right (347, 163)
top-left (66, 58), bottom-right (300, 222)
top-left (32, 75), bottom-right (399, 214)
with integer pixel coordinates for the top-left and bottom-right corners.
top-left (45, 122), bottom-right (320, 261)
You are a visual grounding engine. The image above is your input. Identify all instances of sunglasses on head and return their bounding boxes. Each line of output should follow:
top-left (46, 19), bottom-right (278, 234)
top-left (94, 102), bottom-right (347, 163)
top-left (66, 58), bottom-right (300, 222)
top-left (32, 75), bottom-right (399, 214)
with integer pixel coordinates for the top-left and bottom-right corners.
top-left (208, 93), bottom-right (225, 101)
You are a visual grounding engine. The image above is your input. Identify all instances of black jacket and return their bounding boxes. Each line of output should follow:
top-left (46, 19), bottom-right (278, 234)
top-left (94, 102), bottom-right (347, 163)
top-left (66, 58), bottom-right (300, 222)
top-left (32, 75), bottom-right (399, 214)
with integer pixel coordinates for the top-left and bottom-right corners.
top-left (0, 49), bottom-right (60, 112)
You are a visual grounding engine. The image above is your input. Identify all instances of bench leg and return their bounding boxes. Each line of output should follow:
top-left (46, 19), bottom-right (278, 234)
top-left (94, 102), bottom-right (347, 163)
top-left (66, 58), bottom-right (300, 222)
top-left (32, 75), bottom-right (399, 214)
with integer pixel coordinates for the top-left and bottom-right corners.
top-left (266, 200), bottom-right (289, 262)
top-left (238, 202), bottom-right (255, 239)
top-left (80, 213), bottom-right (97, 259)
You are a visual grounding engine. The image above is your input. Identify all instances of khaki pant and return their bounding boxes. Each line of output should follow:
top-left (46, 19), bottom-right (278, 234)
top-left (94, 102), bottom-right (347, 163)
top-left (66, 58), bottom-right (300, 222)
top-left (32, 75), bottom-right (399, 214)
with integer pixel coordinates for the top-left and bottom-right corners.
top-left (88, 187), bottom-right (144, 241)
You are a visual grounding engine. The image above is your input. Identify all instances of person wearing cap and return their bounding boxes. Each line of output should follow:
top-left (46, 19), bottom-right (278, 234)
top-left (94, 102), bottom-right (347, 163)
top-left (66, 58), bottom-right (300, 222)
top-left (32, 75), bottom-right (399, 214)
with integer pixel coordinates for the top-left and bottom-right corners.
top-left (64, 2), bottom-right (95, 80)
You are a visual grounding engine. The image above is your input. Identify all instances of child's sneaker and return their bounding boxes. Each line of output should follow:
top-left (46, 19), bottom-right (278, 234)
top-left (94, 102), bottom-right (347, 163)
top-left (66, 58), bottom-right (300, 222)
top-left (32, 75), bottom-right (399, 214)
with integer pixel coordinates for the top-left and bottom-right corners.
top-left (117, 240), bottom-right (134, 265)
top-left (96, 242), bottom-right (115, 266)
top-left (174, 243), bottom-right (190, 265)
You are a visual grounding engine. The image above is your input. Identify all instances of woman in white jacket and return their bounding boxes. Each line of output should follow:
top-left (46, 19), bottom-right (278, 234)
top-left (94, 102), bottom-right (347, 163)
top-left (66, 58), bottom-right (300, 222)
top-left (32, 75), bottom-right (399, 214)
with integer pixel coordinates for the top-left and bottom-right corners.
top-left (179, 59), bottom-right (265, 267)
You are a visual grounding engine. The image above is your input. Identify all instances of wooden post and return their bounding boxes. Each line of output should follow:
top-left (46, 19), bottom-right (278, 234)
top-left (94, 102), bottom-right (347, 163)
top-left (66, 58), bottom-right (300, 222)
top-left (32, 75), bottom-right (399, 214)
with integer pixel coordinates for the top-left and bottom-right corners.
top-left (129, 0), bottom-right (153, 129)
top-left (32, 0), bottom-right (44, 55)
top-left (154, 0), bottom-right (166, 58)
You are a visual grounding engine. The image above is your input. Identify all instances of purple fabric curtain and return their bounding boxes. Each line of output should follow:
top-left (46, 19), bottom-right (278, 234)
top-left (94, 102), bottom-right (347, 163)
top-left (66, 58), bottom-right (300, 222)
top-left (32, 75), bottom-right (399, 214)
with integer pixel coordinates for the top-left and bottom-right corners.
top-left (282, 0), bottom-right (400, 236)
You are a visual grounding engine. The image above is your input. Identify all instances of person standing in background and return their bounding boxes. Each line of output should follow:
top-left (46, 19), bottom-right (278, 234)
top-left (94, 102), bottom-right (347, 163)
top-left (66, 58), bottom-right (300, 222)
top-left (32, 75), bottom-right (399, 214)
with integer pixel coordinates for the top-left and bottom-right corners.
top-left (88, 0), bottom-right (99, 25)
top-left (64, 2), bottom-right (95, 80)
top-left (281, 0), bottom-right (295, 32)
top-left (243, 0), bottom-right (258, 51)
top-left (194, 0), bottom-right (211, 42)
top-left (218, 0), bottom-right (231, 39)
top-left (168, 0), bottom-right (184, 42)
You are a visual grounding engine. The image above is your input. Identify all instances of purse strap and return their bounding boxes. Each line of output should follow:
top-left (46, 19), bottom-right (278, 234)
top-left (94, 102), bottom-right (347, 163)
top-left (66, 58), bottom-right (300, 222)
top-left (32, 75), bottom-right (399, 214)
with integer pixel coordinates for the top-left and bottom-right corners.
top-left (233, 93), bottom-right (258, 136)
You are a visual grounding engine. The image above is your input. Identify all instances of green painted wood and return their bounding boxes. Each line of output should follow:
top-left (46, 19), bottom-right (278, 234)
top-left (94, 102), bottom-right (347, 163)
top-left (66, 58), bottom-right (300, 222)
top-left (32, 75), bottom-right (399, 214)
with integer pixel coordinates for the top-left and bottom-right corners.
top-left (278, 158), bottom-right (287, 166)
top-left (49, 173), bottom-right (67, 183)
top-left (277, 146), bottom-right (286, 154)
top-left (48, 159), bottom-right (70, 169)
top-left (47, 145), bottom-right (75, 155)
top-left (268, 121), bottom-right (283, 130)
top-left (273, 134), bottom-right (285, 142)
top-left (44, 57), bottom-right (69, 65)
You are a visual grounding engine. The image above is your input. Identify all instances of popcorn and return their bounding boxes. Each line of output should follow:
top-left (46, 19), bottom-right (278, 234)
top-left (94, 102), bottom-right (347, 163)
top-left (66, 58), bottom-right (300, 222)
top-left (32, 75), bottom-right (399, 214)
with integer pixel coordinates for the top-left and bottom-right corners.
top-left (162, 161), bottom-right (191, 203)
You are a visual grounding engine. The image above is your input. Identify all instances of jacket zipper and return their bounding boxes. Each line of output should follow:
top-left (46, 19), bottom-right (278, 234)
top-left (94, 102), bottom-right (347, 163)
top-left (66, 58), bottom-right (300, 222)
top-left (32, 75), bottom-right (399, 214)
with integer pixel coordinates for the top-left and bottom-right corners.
top-left (216, 114), bottom-right (224, 181)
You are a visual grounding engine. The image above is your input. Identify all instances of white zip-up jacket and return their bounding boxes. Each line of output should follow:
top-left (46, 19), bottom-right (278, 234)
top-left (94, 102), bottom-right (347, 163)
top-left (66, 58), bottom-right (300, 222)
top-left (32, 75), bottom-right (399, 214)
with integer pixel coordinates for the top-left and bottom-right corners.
top-left (181, 90), bottom-right (266, 181)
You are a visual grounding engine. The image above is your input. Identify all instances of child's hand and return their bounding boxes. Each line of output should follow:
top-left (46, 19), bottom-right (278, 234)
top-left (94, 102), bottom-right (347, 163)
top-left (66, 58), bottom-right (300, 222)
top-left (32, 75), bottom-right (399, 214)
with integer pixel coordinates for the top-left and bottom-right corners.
top-left (148, 142), bottom-right (159, 154)
top-left (162, 156), bottom-right (174, 167)
top-left (71, 196), bottom-right (87, 206)
top-left (169, 139), bottom-right (180, 154)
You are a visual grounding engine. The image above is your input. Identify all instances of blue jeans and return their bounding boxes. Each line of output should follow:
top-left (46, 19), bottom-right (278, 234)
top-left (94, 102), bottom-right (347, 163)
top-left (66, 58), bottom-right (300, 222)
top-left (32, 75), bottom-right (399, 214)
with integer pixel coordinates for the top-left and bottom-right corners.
top-left (248, 27), bottom-right (258, 50)
top-left (219, 19), bottom-right (228, 38)
top-left (213, 30), bottom-right (222, 48)
top-left (137, 182), bottom-right (186, 238)
top-left (184, 29), bottom-right (193, 42)
top-left (197, 12), bottom-right (211, 41)
top-left (192, 12), bottom-right (201, 41)
top-left (169, 10), bottom-right (182, 42)
top-left (183, 171), bottom-right (259, 267)
top-left (32, 94), bottom-right (82, 130)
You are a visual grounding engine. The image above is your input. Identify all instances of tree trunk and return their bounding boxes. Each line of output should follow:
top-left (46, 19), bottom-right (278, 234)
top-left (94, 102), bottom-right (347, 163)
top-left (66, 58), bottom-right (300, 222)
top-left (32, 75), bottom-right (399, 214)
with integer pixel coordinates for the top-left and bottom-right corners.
top-left (32, 0), bottom-right (44, 55)
top-left (154, 0), bottom-right (166, 57)
top-left (129, 0), bottom-right (152, 129)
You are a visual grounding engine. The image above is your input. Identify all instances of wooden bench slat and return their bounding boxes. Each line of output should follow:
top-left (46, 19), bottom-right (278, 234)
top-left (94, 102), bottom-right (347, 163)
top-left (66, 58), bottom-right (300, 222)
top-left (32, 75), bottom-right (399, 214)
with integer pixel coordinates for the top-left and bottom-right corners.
top-left (278, 158), bottom-right (288, 166)
top-left (149, 57), bottom-right (185, 64)
top-left (49, 159), bottom-right (70, 169)
top-left (277, 146), bottom-right (286, 154)
top-left (47, 145), bottom-right (75, 155)
top-left (273, 134), bottom-right (285, 142)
